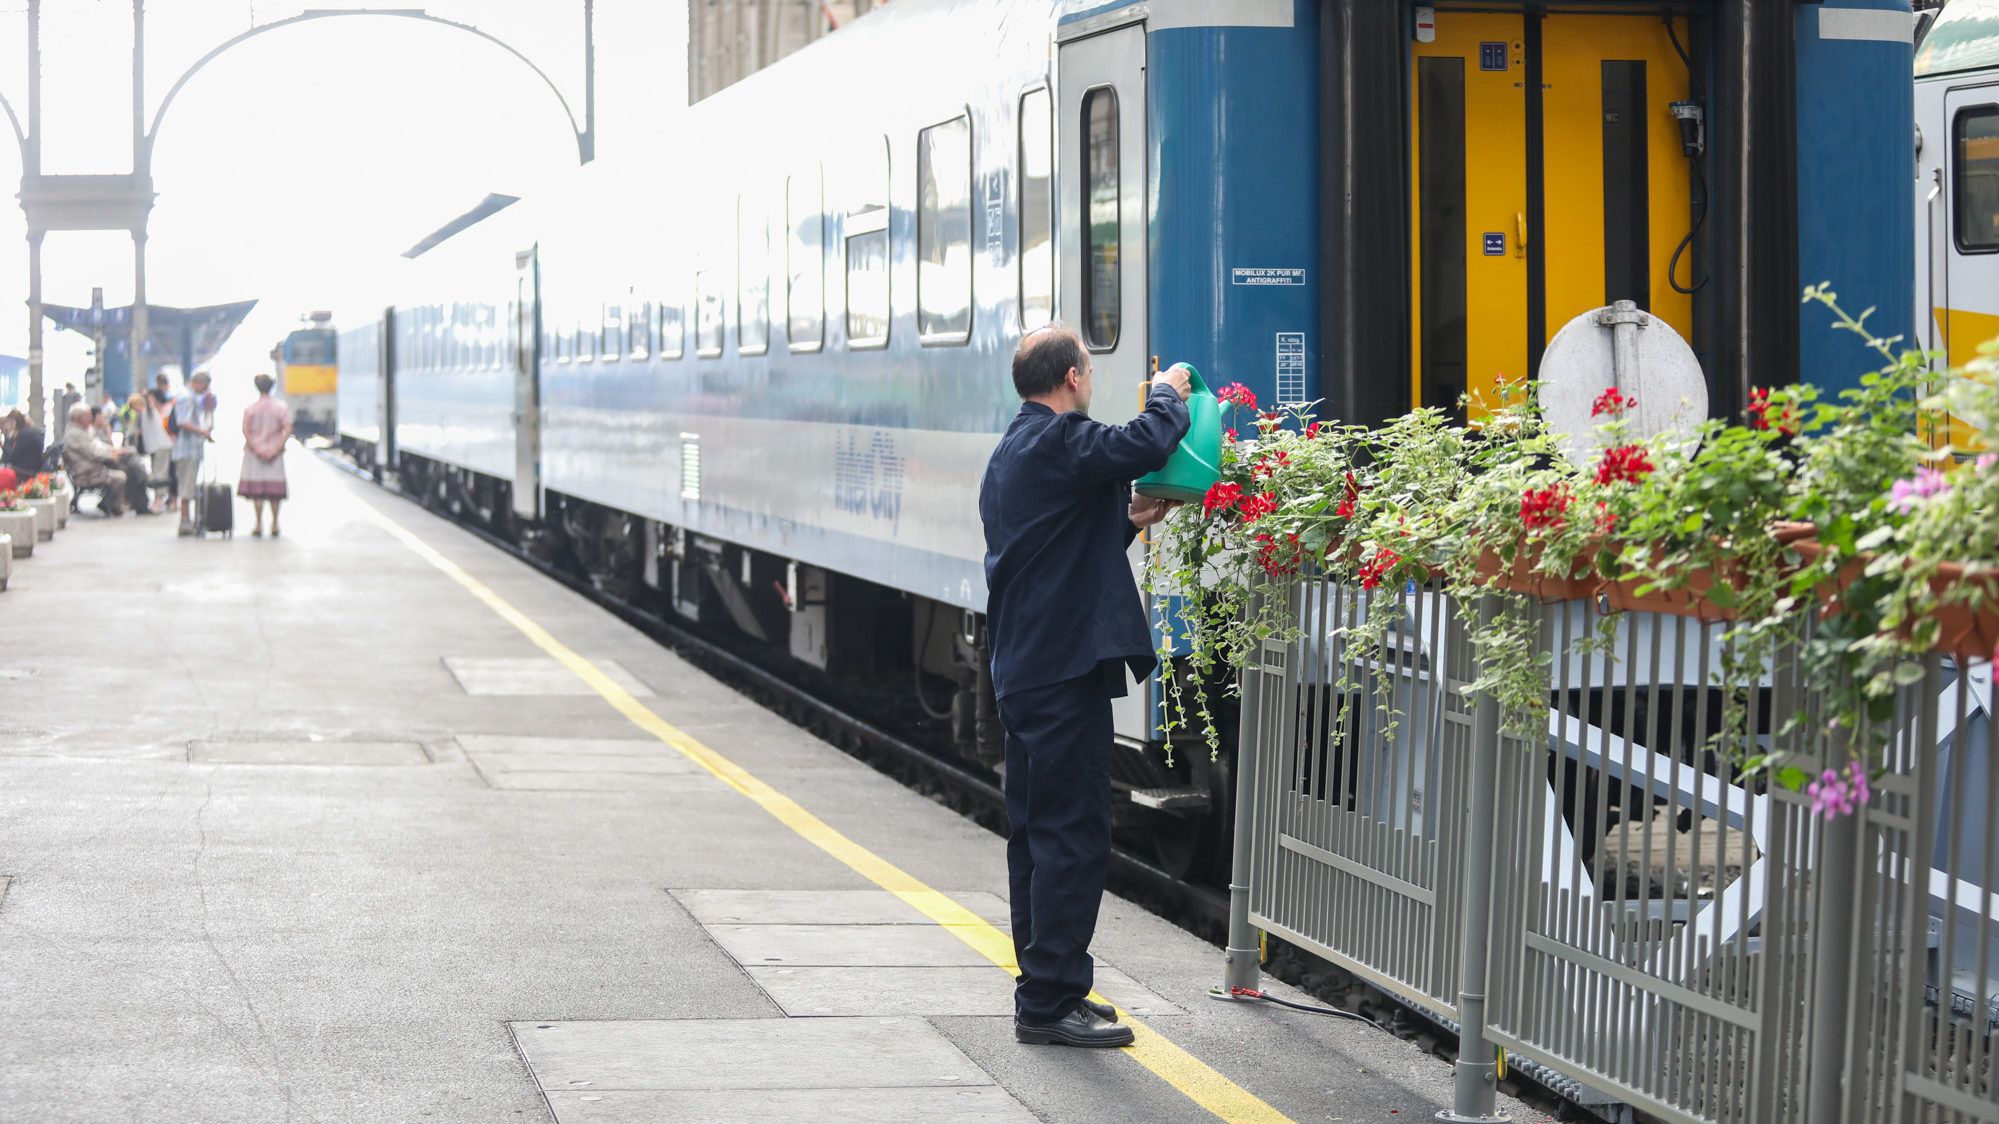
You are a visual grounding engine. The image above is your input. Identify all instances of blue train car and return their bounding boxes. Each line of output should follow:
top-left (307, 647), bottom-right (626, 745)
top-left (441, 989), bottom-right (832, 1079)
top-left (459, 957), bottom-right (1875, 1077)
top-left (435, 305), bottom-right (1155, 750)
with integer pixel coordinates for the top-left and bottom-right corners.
top-left (340, 0), bottom-right (1915, 875)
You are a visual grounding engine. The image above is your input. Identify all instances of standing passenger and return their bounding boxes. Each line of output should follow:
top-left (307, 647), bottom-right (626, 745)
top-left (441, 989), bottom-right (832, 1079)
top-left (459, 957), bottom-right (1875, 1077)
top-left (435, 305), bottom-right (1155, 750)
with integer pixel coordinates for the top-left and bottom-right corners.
top-left (238, 375), bottom-right (292, 537)
top-left (977, 324), bottom-right (1190, 1048)
top-left (171, 372), bottom-right (214, 536)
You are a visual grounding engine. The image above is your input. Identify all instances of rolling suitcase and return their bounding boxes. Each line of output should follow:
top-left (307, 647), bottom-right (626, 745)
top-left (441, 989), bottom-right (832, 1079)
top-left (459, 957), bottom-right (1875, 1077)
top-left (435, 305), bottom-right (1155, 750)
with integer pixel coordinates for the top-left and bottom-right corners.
top-left (197, 462), bottom-right (232, 538)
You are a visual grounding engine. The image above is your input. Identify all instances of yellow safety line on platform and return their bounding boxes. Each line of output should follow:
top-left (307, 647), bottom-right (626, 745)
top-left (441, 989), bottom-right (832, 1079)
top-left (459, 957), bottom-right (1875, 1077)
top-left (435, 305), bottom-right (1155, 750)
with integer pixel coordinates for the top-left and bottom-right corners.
top-left (362, 502), bottom-right (1292, 1124)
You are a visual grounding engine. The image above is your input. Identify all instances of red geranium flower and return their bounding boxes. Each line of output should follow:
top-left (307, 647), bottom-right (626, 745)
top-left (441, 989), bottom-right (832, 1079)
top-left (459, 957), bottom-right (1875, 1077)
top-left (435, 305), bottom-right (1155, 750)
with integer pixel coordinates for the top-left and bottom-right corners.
top-left (1216, 383), bottom-right (1258, 410)
top-left (1591, 387), bottom-right (1635, 418)
top-left (1202, 481), bottom-right (1242, 517)
top-left (1224, 428), bottom-right (1239, 443)
top-left (1595, 501), bottom-right (1619, 533)
top-left (1357, 547), bottom-right (1402, 591)
top-left (1594, 445), bottom-right (1655, 487)
top-left (1335, 471), bottom-right (1361, 520)
top-left (1519, 484), bottom-right (1571, 531)
top-left (1237, 491), bottom-right (1279, 523)
top-left (1251, 451), bottom-right (1291, 481)
top-left (1304, 422), bottom-right (1321, 439)
top-left (1745, 387), bottom-right (1798, 436)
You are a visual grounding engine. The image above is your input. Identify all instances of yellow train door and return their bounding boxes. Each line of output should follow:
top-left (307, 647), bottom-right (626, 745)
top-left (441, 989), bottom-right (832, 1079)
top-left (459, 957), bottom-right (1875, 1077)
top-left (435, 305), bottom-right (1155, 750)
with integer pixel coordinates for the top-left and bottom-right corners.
top-left (1412, 12), bottom-right (1695, 416)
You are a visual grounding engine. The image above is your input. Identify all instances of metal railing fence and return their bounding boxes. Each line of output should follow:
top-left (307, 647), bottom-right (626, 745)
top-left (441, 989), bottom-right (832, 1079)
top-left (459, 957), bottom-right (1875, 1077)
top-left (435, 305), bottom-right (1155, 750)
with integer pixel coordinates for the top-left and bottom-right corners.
top-left (1221, 579), bottom-right (1999, 1124)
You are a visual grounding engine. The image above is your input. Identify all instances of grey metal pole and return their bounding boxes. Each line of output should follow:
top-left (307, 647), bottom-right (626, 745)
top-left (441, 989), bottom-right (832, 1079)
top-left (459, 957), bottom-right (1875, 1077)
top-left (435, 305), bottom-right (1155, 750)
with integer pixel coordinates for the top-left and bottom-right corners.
top-left (131, 230), bottom-right (148, 405)
top-left (1439, 593), bottom-right (1507, 1123)
top-left (1212, 619), bottom-right (1265, 1001)
top-left (1804, 798), bottom-right (1862, 1124)
top-left (24, 0), bottom-right (41, 428)
top-left (26, 231), bottom-right (43, 429)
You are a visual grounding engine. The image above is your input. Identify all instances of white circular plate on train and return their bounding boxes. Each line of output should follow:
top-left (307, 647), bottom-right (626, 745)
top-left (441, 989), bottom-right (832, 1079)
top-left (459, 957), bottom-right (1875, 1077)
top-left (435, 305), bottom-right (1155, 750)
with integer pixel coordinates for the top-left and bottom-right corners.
top-left (1538, 305), bottom-right (1708, 468)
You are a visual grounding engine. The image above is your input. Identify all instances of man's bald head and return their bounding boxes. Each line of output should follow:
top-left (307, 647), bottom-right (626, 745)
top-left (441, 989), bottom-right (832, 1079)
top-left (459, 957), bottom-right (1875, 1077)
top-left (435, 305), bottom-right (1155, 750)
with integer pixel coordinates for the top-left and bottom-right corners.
top-left (1012, 323), bottom-right (1088, 402)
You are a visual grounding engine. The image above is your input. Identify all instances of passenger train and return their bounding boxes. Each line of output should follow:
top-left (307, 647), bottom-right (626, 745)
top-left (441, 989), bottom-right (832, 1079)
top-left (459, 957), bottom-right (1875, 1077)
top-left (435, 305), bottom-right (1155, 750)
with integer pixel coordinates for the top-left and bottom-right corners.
top-left (337, 0), bottom-right (1917, 875)
top-left (1918, 0), bottom-right (1999, 436)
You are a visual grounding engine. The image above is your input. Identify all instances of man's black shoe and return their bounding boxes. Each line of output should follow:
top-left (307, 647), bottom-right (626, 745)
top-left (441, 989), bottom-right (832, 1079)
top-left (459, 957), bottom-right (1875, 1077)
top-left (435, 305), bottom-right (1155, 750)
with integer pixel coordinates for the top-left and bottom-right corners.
top-left (1083, 998), bottom-right (1117, 1022)
top-left (1015, 1005), bottom-right (1134, 1047)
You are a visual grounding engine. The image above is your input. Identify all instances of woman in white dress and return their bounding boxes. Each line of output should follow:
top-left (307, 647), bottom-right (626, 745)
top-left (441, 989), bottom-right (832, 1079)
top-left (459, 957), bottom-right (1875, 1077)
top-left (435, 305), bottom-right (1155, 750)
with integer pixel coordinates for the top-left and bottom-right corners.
top-left (238, 374), bottom-right (292, 537)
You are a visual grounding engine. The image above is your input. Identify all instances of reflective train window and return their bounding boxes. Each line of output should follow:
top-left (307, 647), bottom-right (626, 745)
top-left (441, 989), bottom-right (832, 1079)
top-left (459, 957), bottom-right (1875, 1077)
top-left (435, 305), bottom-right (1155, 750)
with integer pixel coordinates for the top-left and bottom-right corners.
top-left (1958, 106), bottom-right (1999, 252)
top-left (575, 303), bottom-right (595, 362)
top-left (1081, 87), bottom-right (1119, 349)
top-left (1019, 88), bottom-right (1053, 332)
top-left (739, 194), bottom-right (771, 355)
top-left (629, 300), bottom-right (650, 360)
top-left (788, 168), bottom-right (824, 350)
top-left (695, 269), bottom-right (724, 357)
top-left (602, 303), bottom-right (625, 360)
top-left (845, 136), bottom-right (891, 347)
top-left (917, 114), bottom-right (972, 342)
top-left (659, 296), bottom-right (685, 360)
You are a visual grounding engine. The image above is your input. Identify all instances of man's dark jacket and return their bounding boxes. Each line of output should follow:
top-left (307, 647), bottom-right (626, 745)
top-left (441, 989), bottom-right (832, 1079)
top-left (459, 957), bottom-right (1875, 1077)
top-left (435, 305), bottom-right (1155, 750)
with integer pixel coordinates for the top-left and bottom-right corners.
top-left (979, 385), bottom-right (1191, 700)
top-left (3, 425), bottom-right (44, 473)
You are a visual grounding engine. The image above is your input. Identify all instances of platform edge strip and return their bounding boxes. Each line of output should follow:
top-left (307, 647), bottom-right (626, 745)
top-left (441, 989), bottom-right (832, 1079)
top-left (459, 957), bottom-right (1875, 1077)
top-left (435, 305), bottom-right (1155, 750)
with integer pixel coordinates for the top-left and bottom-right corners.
top-left (357, 493), bottom-right (1294, 1124)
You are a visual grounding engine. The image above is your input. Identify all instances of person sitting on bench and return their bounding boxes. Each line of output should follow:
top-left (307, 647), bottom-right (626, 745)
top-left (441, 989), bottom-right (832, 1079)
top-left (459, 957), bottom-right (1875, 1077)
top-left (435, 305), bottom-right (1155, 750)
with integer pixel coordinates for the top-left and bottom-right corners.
top-left (60, 404), bottom-right (148, 516)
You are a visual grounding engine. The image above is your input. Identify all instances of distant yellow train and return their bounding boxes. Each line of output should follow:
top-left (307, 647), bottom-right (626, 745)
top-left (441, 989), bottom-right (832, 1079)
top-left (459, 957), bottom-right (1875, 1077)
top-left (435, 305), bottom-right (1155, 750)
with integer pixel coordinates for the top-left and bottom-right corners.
top-left (272, 311), bottom-right (337, 437)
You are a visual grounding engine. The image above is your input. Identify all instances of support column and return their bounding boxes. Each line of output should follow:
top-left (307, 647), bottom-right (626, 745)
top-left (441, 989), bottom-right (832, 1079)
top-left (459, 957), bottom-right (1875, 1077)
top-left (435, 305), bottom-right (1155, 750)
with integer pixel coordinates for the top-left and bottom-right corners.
top-left (1439, 594), bottom-right (1507, 1123)
top-left (131, 230), bottom-right (148, 404)
top-left (26, 231), bottom-right (43, 428)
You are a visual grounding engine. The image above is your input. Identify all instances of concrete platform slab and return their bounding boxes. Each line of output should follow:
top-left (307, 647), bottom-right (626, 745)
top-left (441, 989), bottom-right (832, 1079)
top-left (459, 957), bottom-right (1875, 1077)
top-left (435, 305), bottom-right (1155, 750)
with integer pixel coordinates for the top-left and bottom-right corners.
top-left (673, 887), bottom-right (1011, 927)
top-left (187, 740), bottom-right (429, 766)
top-left (542, 1086), bottom-right (1036, 1123)
top-left (456, 734), bottom-right (683, 759)
top-left (708, 923), bottom-right (994, 967)
top-left (443, 656), bottom-right (656, 697)
top-left (510, 1016), bottom-right (1000, 1091)
top-left (469, 768), bottom-right (722, 793)
top-left (743, 963), bottom-right (1178, 1018)
top-left (467, 751), bottom-right (702, 776)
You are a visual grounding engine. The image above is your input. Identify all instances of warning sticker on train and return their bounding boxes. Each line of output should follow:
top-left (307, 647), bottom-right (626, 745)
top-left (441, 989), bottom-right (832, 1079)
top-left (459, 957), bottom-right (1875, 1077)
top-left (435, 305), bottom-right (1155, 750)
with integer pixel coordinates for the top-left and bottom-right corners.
top-left (1230, 268), bottom-right (1306, 286)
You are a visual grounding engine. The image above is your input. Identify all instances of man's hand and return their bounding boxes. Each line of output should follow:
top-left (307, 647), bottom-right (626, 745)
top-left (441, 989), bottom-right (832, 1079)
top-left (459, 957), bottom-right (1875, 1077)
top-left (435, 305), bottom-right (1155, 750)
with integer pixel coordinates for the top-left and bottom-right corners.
top-left (1156, 365), bottom-right (1192, 401)
top-left (1129, 495), bottom-right (1181, 528)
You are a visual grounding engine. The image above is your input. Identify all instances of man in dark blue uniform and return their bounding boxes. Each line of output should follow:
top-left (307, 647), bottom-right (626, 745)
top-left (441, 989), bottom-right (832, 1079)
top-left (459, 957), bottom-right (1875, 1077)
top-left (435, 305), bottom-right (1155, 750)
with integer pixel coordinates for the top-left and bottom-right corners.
top-left (979, 324), bottom-right (1191, 1048)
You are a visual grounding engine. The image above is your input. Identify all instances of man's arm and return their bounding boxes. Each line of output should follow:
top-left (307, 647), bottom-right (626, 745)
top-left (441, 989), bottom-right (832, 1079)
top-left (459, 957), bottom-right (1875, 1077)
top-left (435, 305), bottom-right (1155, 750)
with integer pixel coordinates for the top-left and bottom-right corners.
top-left (1060, 383), bottom-right (1192, 482)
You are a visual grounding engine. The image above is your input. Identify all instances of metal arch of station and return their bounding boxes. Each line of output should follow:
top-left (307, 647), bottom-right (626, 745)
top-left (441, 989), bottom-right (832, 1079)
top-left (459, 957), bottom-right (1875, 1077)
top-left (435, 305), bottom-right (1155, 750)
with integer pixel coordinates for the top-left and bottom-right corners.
top-left (142, 7), bottom-right (595, 168)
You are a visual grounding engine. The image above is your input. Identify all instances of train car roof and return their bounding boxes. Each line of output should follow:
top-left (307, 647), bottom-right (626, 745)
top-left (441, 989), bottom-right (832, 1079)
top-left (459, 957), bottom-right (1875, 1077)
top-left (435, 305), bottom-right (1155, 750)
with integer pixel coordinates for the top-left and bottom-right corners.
top-left (1918, 0), bottom-right (1999, 77)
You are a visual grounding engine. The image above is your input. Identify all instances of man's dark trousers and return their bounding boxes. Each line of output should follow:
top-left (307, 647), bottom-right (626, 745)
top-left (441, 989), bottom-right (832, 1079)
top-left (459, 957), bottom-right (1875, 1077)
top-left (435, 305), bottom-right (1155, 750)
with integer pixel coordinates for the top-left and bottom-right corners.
top-left (1000, 669), bottom-right (1116, 1024)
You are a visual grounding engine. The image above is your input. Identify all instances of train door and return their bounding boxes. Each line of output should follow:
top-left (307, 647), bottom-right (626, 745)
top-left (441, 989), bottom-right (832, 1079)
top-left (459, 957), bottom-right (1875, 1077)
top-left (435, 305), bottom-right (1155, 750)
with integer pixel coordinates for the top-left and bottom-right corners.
top-left (1412, 12), bottom-right (1694, 415)
top-left (512, 246), bottom-right (542, 521)
top-left (1058, 21), bottom-right (1150, 741)
top-left (378, 306), bottom-right (396, 484)
top-left (1940, 84), bottom-right (1999, 372)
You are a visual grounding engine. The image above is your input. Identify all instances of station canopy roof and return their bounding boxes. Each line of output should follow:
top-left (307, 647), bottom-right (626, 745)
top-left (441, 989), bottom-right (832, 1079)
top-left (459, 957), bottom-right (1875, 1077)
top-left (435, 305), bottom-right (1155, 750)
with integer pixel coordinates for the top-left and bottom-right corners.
top-left (43, 299), bottom-right (258, 378)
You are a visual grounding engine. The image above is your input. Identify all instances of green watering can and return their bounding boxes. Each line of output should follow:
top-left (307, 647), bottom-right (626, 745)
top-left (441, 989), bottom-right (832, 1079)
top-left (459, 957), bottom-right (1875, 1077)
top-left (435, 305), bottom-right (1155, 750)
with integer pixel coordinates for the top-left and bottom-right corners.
top-left (1135, 362), bottom-right (1223, 503)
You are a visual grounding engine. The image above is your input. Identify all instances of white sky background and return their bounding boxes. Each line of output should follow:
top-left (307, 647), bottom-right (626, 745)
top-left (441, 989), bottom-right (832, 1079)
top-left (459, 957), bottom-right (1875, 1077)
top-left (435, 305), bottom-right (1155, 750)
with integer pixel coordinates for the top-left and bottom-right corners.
top-left (0, 0), bottom-right (686, 401)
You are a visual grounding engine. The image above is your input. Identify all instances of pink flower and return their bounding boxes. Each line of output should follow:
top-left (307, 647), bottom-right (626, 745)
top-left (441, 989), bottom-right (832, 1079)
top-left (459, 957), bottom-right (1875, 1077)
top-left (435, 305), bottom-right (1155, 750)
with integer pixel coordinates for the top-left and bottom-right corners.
top-left (1888, 466), bottom-right (1951, 513)
top-left (1216, 383), bottom-right (1258, 411)
top-left (1978, 454), bottom-right (1997, 471)
top-left (1807, 762), bottom-right (1872, 818)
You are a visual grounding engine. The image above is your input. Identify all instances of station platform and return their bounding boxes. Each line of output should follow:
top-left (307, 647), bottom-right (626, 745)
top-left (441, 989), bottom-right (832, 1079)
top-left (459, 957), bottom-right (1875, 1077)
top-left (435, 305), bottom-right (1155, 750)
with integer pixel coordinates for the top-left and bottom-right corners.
top-left (0, 450), bottom-right (1540, 1123)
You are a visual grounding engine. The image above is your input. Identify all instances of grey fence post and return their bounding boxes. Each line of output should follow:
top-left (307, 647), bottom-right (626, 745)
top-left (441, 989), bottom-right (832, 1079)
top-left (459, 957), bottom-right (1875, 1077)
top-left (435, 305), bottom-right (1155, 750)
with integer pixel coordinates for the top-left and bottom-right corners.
top-left (1214, 593), bottom-right (1269, 1001)
top-left (1804, 768), bottom-right (1864, 1124)
top-left (1440, 594), bottom-right (1507, 1123)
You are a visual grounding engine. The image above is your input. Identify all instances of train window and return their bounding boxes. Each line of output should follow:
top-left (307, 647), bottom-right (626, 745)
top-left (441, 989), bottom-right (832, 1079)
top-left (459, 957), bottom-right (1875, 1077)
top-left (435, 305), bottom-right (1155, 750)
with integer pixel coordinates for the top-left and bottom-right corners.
top-left (739, 195), bottom-right (771, 355)
top-left (788, 169), bottom-right (825, 351)
top-left (630, 300), bottom-right (651, 359)
top-left (1019, 88), bottom-right (1053, 332)
top-left (695, 270), bottom-right (724, 357)
top-left (845, 136), bottom-right (891, 347)
top-left (603, 304), bottom-right (625, 359)
top-left (576, 305), bottom-right (596, 362)
top-left (659, 297), bottom-right (685, 360)
top-left (1081, 87), bottom-right (1119, 349)
top-left (918, 114), bottom-right (973, 343)
top-left (1956, 106), bottom-right (1999, 253)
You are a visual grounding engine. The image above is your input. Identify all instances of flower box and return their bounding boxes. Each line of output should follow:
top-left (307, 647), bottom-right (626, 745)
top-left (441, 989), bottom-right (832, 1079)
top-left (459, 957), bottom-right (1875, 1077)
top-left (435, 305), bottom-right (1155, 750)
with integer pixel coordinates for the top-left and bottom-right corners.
top-left (0, 534), bottom-right (11, 589)
top-left (50, 481), bottom-right (69, 529)
top-left (1790, 536), bottom-right (1999, 659)
top-left (24, 497), bottom-right (55, 541)
top-left (0, 509), bottom-right (34, 558)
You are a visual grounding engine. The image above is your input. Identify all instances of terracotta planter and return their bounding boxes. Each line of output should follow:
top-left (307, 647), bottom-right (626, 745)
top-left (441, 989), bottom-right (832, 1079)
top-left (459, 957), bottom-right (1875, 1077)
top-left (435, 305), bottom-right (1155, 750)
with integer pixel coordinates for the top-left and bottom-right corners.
top-left (1470, 544), bottom-right (1602, 603)
top-left (0, 509), bottom-right (34, 558)
top-left (24, 497), bottom-right (55, 540)
top-left (1790, 535), bottom-right (1999, 659)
